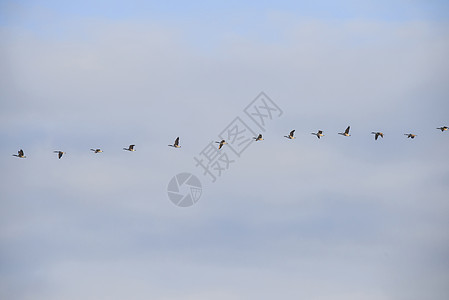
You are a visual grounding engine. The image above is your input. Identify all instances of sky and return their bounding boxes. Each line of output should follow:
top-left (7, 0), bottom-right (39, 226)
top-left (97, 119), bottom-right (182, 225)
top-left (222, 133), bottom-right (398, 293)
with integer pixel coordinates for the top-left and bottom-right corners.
top-left (1, 1), bottom-right (449, 299)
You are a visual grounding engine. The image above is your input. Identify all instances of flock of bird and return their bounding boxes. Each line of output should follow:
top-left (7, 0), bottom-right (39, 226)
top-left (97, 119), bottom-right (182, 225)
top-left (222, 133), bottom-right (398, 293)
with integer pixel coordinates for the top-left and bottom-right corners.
top-left (11, 126), bottom-right (449, 159)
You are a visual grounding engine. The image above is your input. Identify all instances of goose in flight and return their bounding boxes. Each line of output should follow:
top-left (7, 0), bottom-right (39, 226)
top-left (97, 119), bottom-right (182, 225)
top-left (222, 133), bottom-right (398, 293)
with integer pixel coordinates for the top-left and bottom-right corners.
top-left (168, 137), bottom-right (181, 148)
top-left (437, 126), bottom-right (448, 132)
top-left (90, 148), bottom-right (103, 153)
top-left (404, 133), bottom-right (417, 139)
top-left (123, 145), bottom-right (136, 151)
top-left (338, 126), bottom-right (351, 137)
top-left (253, 134), bottom-right (263, 141)
top-left (215, 140), bottom-right (227, 149)
top-left (284, 130), bottom-right (295, 139)
top-left (13, 149), bottom-right (26, 158)
top-left (371, 132), bottom-right (384, 140)
top-left (311, 130), bottom-right (324, 139)
top-left (53, 151), bottom-right (66, 159)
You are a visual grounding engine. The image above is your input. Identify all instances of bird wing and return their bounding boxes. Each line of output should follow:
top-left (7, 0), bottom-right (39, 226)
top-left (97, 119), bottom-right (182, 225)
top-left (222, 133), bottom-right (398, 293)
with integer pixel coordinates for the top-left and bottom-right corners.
top-left (129, 145), bottom-right (135, 150)
top-left (290, 130), bottom-right (295, 136)
top-left (175, 137), bottom-right (179, 146)
top-left (19, 149), bottom-right (24, 156)
top-left (345, 126), bottom-right (350, 134)
top-left (59, 152), bottom-right (63, 159)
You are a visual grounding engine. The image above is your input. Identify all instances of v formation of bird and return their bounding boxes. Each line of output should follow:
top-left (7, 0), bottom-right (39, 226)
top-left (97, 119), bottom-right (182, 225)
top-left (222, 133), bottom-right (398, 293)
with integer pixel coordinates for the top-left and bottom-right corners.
top-left (12, 126), bottom-right (448, 159)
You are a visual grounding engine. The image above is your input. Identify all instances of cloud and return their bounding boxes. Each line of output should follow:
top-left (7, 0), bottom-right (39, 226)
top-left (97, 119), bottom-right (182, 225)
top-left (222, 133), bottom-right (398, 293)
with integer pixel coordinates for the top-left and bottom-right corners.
top-left (1, 5), bottom-right (449, 300)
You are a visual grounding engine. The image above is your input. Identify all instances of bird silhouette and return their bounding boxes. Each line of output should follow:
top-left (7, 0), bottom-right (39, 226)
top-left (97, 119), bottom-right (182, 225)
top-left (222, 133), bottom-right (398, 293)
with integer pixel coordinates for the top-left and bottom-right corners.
top-left (284, 130), bottom-right (295, 139)
top-left (168, 137), bottom-right (181, 148)
top-left (12, 149), bottom-right (26, 158)
top-left (338, 126), bottom-right (351, 137)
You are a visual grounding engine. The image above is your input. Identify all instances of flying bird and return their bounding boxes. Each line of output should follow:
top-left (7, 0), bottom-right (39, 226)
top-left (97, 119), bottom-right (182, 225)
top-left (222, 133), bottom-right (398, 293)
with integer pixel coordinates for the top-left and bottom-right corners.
top-left (253, 134), bottom-right (263, 141)
top-left (90, 148), bottom-right (103, 153)
top-left (168, 137), bottom-right (181, 148)
top-left (123, 145), bottom-right (136, 151)
top-left (215, 140), bottom-right (227, 149)
top-left (53, 151), bottom-right (66, 159)
top-left (371, 132), bottom-right (384, 140)
top-left (437, 126), bottom-right (448, 132)
top-left (12, 149), bottom-right (26, 158)
top-left (404, 133), bottom-right (417, 139)
top-left (284, 130), bottom-right (295, 139)
top-left (311, 130), bottom-right (324, 139)
top-left (338, 126), bottom-right (351, 137)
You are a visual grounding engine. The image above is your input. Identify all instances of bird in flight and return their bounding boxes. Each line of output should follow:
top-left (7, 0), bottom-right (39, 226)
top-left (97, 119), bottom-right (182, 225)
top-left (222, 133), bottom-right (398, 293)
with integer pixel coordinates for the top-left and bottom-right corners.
top-left (437, 126), bottom-right (448, 132)
top-left (404, 133), bottom-right (417, 139)
top-left (13, 149), bottom-right (26, 158)
top-left (284, 130), bottom-right (295, 139)
top-left (123, 145), bottom-right (136, 151)
top-left (90, 148), bottom-right (103, 153)
top-left (311, 130), bottom-right (324, 139)
top-left (253, 134), bottom-right (263, 141)
top-left (371, 132), bottom-right (384, 140)
top-left (168, 137), bottom-right (181, 148)
top-left (216, 140), bottom-right (227, 149)
top-left (53, 151), bottom-right (66, 159)
top-left (338, 126), bottom-right (351, 137)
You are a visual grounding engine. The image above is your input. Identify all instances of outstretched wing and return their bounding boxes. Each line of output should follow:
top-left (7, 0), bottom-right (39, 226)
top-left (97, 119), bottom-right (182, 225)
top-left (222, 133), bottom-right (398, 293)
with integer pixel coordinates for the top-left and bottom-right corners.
top-left (58, 152), bottom-right (63, 159)
top-left (345, 126), bottom-right (350, 134)
top-left (174, 137), bottom-right (179, 146)
top-left (18, 149), bottom-right (24, 156)
top-left (290, 130), bottom-right (295, 137)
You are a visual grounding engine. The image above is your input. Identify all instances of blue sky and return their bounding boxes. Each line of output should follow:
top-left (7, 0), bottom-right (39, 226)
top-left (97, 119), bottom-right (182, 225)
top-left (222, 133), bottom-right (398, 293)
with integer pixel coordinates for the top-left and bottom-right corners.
top-left (3, 0), bottom-right (449, 21)
top-left (1, 1), bottom-right (449, 299)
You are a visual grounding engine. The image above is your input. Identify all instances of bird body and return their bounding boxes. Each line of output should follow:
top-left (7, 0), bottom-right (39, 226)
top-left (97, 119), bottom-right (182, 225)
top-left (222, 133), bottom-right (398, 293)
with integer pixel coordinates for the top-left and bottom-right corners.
top-left (53, 151), bottom-right (66, 159)
top-left (169, 137), bottom-right (181, 148)
top-left (437, 126), bottom-right (448, 132)
top-left (90, 148), bottom-right (103, 153)
top-left (284, 130), bottom-right (295, 139)
top-left (338, 126), bottom-right (351, 137)
top-left (311, 130), bottom-right (324, 139)
top-left (404, 133), bottom-right (416, 139)
top-left (13, 149), bottom-right (26, 158)
top-left (123, 145), bottom-right (136, 151)
top-left (253, 134), bottom-right (263, 141)
top-left (371, 132), bottom-right (384, 140)
top-left (215, 140), bottom-right (227, 149)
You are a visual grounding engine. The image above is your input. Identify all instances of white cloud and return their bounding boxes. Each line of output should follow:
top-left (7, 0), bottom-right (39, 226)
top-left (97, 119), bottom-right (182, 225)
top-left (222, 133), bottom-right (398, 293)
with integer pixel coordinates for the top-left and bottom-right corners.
top-left (1, 7), bottom-right (449, 300)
